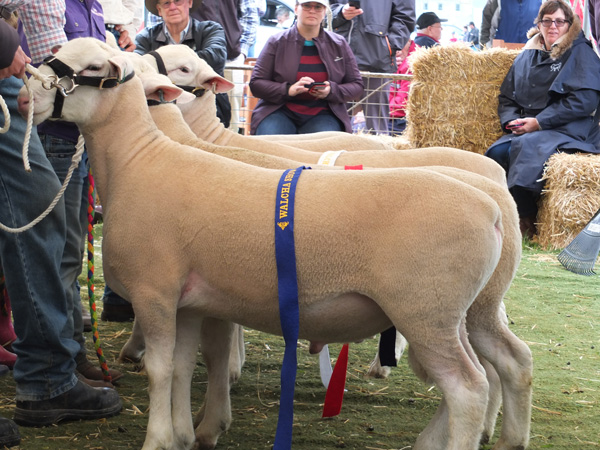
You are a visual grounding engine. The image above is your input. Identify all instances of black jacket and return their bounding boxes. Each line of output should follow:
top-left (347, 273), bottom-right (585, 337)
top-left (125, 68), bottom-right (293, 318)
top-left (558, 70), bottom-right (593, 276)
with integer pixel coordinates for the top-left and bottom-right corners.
top-left (135, 19), bottom-right (227, 75)
top-left (135, 19), bottom-right (231, 126)
top-left (330, 0), bottom-right (415, 73)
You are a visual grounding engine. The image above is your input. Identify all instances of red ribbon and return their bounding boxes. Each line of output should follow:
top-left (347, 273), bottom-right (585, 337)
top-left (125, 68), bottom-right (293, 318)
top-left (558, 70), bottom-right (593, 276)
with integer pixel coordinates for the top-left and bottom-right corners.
top-left (322, 343), bottom-right (349, 417)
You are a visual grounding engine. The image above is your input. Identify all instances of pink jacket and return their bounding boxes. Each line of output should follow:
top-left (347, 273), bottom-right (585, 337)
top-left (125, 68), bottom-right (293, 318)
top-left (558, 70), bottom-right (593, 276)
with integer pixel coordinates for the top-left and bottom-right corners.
top-left (389, 40), bottom-right (416, 119)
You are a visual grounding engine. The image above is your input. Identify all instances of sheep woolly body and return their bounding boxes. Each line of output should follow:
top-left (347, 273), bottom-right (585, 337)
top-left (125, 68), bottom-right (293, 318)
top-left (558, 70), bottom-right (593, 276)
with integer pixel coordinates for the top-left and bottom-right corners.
top-left (22, 38), bottom-right (532, 450)
top-left (133, 69), bottom-right (533, 448)
top-left (144, 45), bottom-right (508, 185)
top-left (142, 95), bottom-right (532, 448)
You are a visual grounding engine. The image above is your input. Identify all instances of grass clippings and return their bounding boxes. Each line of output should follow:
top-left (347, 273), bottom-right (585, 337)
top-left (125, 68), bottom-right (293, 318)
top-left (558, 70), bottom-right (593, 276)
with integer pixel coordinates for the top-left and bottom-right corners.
top-left (0, 233), bottom-right (599, 449)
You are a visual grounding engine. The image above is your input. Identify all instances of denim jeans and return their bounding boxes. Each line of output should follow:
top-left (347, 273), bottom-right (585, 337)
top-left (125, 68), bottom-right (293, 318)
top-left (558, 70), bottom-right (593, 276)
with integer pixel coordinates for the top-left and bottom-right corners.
top-left (255, 109), bottom-right (343, 135)
top-left (38, 134), bottom-right (89, 365)
top-left (0, 77), bottom-right (78, 401)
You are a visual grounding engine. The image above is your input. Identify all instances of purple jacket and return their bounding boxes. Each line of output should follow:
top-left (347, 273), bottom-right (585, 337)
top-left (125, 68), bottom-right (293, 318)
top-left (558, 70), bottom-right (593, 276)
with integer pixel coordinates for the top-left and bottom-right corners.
top-left (249, 25), bottom-right (363, 134)
top-left (34, 0), bottom-right (106, 142)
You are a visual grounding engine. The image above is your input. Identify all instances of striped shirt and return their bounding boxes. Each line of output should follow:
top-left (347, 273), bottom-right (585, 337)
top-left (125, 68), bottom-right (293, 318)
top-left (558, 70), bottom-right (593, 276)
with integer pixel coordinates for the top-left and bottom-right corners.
top-left (0, 0), bottom-right (67, 64)
top-left (284, 40), bottom-right (328, 124)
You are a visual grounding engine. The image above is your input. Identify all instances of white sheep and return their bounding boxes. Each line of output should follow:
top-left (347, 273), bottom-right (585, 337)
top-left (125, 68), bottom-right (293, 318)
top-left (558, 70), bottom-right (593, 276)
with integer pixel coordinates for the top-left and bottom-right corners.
top-left (123, 57), bottom-right (532, 449)
top-left (21, 38), bottom-right (531, 450)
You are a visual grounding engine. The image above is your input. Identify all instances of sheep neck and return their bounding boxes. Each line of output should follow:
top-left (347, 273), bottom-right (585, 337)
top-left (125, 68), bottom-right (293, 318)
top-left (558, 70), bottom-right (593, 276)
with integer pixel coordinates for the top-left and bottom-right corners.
top-left (77, 79), bottom-right (169, 208)
top-left (179, 96), bottom-right (321, 164)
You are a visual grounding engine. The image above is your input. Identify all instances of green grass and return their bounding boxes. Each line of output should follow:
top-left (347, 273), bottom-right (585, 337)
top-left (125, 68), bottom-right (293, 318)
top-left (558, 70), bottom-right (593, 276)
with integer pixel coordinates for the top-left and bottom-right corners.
top-left (0, 233), bottom-right (599, 449)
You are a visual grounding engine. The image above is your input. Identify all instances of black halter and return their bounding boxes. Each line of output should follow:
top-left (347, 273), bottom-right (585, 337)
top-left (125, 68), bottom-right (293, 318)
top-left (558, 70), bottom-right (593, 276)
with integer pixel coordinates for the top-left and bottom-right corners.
top-left (147, 50), bottom-right (207, 97)
top-left (43, 55), bottom-right (135, 119)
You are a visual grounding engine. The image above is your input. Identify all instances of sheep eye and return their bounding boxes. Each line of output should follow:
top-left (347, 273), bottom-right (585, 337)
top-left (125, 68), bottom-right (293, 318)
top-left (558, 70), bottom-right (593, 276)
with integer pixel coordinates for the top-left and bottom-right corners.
top-left (86, 65), bottom-right (102, 72)
top-left (179, 67), bottom-right (190, 74)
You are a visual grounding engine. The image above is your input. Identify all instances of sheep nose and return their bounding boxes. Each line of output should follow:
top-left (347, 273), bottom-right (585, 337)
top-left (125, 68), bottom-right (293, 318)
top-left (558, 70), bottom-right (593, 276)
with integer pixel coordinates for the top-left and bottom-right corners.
top-left (17, 95), bottom-right (30, 117)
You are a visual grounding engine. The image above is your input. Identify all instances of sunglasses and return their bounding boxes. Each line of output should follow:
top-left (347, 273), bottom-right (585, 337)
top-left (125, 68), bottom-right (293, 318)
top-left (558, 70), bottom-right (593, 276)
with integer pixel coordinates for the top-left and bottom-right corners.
top-left (300, 3), bottom-right (326, 11)
top-left (539, 18), bottom-right (570, 28)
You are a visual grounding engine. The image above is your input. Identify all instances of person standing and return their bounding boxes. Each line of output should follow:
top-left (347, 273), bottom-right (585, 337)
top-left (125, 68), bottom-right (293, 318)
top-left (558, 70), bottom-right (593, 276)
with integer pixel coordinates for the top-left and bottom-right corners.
top-left (330, 0), bottom-right (415, 135)
top-left (388, 39), bottom-right (416, 135)
top-left (249, 0), bottom-right (363, 135)
top-left (0, 1), bottom-right (122, 440)
top-left (467, 20), bottom-right (480, 47)
top-left (480, 0), bottom-right (542, 49)
top-left (191, 0), bottom-right (260, 133)
top-left (414, 11), bottom-right (447, 48)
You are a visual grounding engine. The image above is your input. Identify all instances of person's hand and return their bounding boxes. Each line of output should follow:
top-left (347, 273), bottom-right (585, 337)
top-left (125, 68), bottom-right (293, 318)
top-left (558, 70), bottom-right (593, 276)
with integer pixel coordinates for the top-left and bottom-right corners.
top-left (288, 77), bottom-right (314, 97)
top-left (507, 118), bottom-right (540, 135)
top-left (115, 26), bottom-right (136, 52)
top-left (341, 4), bottom-right (363, 20)
top-left (0, 46), bottom-right (31, 80)
top-left (308, 81), bottom-right (330, 99)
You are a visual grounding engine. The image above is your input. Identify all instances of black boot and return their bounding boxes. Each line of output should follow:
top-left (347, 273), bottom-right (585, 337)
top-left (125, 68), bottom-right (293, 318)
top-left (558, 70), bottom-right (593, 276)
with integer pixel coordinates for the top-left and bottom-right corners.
top-left (0, 417), bottom-right (20, 448)
top-left (14, 380), bottom-right (122, 427)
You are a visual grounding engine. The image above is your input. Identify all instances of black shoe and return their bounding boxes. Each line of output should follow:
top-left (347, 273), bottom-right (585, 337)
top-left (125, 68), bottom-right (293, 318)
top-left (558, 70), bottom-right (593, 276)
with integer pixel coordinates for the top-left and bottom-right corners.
top-left (0, 417), bottom-right (20, 448)
top-left (100, 303), bottom-right (135, 322)
top-left (13, 380), bottom-right (122, 427)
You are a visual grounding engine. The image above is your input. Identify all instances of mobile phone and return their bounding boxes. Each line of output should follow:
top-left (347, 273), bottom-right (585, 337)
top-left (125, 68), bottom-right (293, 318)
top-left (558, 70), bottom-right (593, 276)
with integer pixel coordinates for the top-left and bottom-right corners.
top-left (348, 0), bottom-right (361, 8)
top-left (304, 82), bottom-right (327, 90)
top-left (507, 123), bottom-right (524, 129)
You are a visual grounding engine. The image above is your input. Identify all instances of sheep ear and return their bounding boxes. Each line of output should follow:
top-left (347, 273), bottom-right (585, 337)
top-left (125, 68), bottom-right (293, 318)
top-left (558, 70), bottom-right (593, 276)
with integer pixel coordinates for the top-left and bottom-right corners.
top-left (202, 76), bottom-right (235, 93)
top-left (147, 84), bottom-right (187, 103)
top-left (108, 54), bottom-right (135, 83)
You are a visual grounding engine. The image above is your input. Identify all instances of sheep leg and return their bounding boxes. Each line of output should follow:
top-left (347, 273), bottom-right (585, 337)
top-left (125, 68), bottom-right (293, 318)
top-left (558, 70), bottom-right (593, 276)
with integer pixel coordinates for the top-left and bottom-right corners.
top-left (479, 355), bottom-right (502, 445)
top-left (468, 325), bottom-right (532, 450)
top-left (366, 330), bottom-right (407, 379)
top-left (193, 318), bottom-right (233, 450)
top-left (138, 299), bottom-right (177, 450)
top-left (171, 309), bottom-right (203, 450)
top-left (119, 317), bottom-right (146, 363)
top-left (227, 323), bottom-right (245, 384)
top-left (409, 333), bottom-right (488, 450)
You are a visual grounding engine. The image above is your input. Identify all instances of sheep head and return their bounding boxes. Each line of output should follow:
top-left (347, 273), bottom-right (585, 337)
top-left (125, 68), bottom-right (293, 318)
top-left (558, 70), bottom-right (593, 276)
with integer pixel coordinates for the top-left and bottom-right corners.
top-left (144, 44), bottom-right (235, 93)
top-left (19, 38), bottom-right (136, 126)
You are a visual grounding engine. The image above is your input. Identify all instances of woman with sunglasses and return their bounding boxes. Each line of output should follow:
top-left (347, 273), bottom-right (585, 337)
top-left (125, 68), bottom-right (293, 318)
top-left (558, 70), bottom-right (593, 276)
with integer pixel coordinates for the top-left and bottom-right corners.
top-left (485, 0), bottom-right (600, 238)
top-left (249, 0), bottom-right (363, 135)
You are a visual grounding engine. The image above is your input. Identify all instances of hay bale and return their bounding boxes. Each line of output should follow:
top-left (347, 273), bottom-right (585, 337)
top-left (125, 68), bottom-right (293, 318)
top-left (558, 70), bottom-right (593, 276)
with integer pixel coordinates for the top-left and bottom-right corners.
top-left (537, 152), bottom-right (600, 249)
top-left (405, 44), bottom-right (519, 154)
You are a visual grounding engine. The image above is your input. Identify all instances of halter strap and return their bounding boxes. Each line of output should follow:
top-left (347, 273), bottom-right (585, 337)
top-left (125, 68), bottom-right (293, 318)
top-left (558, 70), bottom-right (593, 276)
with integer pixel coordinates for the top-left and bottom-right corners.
top-left (42, 55), bottom-right (135, 119)
top-left (148, 50), bottom-right (168, 75)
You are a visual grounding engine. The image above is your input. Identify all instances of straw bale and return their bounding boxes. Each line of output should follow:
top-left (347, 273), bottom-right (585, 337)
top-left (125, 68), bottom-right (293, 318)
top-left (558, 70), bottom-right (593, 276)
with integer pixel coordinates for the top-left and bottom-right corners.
top-left (405, 44), bottom-right (519, 154)
top-left (537, 152), bottom-right (600, 249)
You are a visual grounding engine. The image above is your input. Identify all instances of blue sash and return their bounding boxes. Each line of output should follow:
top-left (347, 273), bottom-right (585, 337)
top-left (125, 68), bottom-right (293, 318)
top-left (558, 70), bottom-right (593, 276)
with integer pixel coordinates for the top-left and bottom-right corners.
top-left (273, 166), bottom-right (308, 449)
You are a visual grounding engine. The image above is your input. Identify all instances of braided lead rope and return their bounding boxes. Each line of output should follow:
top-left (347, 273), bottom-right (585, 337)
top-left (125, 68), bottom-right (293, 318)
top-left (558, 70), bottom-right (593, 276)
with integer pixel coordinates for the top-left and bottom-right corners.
top-left (0, 135), bottom-right (85, 233)
top-left (86, 170), bottom-right (112, 382)
top-left (0, 94), bottom-right (9, 134)
top-left (0, 65), bottom-right (85, 233)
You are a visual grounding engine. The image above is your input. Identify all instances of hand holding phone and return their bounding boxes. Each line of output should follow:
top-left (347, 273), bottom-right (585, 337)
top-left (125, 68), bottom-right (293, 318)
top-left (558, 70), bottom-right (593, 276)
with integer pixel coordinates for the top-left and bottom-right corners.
top-left (507, 122), bottom-right (524, 129)
top-left (304, 82), bottom-right (327, 90)
top-left (348, 0), bottom-right (361, 7)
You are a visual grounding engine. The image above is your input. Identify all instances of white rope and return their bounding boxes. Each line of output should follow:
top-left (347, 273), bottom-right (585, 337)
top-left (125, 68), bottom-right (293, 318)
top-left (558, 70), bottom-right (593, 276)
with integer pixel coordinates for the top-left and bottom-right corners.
top-left (0, 135), bottom-right (85, 234)
top-left (0, 64), bottom-right (86, 234)
top-left (0, 94), bottom-right (10, 134)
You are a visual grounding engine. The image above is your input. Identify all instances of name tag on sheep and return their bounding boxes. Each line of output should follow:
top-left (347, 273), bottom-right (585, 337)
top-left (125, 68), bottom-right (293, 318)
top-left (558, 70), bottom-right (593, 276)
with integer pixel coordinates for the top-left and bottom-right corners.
top-left (273, 166), bottom-right (309, 450)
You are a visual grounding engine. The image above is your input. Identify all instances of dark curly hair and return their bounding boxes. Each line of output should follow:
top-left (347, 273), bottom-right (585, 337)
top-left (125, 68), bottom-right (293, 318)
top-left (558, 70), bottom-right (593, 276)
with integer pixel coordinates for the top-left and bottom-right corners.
top-left (534, 0), bottom-right (574, 26)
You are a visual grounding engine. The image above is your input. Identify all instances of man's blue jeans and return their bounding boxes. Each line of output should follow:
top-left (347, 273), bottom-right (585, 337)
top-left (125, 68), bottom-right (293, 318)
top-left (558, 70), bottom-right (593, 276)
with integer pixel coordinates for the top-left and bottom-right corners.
top-left (38, 134), bottom-right (89, 366)
top-left (0, 77), bottom-right (78, 401)
top-left (255, 109), bottom-right (343, 135)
